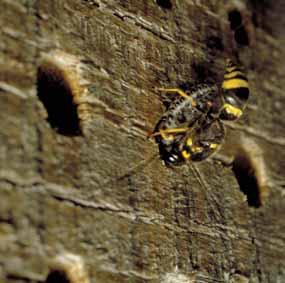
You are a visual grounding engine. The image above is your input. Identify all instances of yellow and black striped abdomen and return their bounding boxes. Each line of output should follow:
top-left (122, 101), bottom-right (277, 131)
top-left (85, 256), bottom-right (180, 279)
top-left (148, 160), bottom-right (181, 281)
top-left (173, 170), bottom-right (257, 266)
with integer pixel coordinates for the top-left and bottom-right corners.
top-left (220, 60), bottom-right (250, 121)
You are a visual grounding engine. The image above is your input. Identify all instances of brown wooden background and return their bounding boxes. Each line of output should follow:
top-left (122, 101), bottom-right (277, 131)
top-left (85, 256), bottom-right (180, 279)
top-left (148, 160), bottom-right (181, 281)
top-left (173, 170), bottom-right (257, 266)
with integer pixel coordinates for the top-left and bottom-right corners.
top-left (0, 0), bottom-right (284, 282)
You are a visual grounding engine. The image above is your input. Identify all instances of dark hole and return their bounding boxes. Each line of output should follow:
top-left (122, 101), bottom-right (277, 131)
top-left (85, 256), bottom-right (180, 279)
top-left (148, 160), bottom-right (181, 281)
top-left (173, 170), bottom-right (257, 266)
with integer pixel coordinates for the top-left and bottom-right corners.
top-left (228, 10), bottom-right (249, 46)
top-left (37, 67), bottom-right (81, 136)
top-left (249, 0), bottom-right (271, 28)
top-left (234, 26), bottom-right (250, 46)
top-left (228, 10), bottom-right (242, 30)
top-left (156, 0), bottom-right (173, 9)
top-left (46, 270), bottom-right (70, 283)
top-left (232, 155), bottom-right (262, 208)
top-left (206, 36), bottom-right (224, 51)
top-left (251, 10), bottom-right (259, 28)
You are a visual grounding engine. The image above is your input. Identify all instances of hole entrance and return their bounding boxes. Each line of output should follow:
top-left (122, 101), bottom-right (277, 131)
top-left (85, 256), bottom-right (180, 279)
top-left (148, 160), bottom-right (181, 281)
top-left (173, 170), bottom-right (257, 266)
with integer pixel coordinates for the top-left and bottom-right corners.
top-left (206, 36), bottom-right (224, 51)
top-left (228, 10), bottom-right (242, 30)
top-left (232, 154), bottom-right (262, 208)
top-left (37, 66), bottom-right (81, 136)
top-left (234, 26), bottom-right (249, 46)
top-left (156, 0), bottom-right (173, 9)
top-left (249, 0), bottom-right (271, 30)
top-left (228, 10), bottom-right (249, 46)
top-left (46, 270), bottom-right (70, 283)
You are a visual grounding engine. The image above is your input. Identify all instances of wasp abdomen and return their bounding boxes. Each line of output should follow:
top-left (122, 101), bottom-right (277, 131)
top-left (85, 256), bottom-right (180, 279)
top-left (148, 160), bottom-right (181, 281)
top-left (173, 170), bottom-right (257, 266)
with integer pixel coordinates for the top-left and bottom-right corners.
top-left (220, 60), bottom-right (249, 121)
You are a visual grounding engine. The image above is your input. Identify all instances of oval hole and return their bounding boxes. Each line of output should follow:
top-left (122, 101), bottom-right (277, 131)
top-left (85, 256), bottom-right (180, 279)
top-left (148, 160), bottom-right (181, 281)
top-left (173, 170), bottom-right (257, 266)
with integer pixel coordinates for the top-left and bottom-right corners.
top-left (37, 65), bottom-right (82, 136)
top-left (228, 10), bottom-right (250, 46)
top-left (46, 253), bottom-right (89, 283)
top-left (46, 270), bottom-right (70, 283)
top-left (156, 0), bottom-right (173, 10)
top-left (232, 154), bottom-right (262, 208)
top-left (234, 26), bottom-right (249, 46)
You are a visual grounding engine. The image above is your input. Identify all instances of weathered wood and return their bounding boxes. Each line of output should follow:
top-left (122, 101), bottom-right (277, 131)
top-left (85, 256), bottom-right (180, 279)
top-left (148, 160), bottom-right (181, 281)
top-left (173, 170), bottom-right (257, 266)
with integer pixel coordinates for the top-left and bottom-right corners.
top-left (0, 0), bottom-right (284, 282)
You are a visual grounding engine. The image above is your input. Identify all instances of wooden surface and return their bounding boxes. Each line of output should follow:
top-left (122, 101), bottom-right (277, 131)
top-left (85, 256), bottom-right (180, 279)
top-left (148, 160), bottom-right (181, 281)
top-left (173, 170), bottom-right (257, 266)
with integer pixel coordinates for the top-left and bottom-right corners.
top-left (0, 0), bottom-right (284, 282)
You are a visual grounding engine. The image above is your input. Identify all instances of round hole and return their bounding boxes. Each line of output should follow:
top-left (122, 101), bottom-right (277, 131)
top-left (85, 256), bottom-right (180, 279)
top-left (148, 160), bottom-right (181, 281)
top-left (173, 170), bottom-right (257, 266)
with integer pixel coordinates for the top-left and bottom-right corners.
top-left (228, 10), bottom-right (242, 30)
top-left (46, 253), bottom-right (89, 283)
top-left (232, 154), bottom-right (262, 208)
top-left (46, 270), bottom-right (70, 283)
top-left (206, 36), bottom-right (224, 51)
top-left (156, 0), bottom-right (173, 10)
top-left (228, 10), bottom-right (250, 46)
top-left (37, 65), bottom-right (82, 136)
top-left (234, 26), bottom-right (249, 46)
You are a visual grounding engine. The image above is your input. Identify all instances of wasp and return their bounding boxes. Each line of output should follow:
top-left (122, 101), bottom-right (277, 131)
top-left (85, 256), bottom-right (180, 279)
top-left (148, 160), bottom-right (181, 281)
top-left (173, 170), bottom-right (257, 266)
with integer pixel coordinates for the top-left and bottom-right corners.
top-left (149, 59), bottom-right (249, 166)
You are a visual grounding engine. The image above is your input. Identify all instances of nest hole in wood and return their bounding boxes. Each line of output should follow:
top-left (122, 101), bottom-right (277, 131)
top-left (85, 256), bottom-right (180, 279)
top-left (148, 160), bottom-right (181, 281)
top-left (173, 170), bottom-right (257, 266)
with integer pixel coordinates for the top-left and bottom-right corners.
top-left (37, 64), bottom-right (82, 136)
top-left (206, 35), bottom-right (224, 51)
top-left (228, 9), bottom-right (249, 46)
top-left (249, 0), bottom-right (271, 28)
top-left (156, 0), bottom-right (173, 10)
top-left (232, 153), bottom-right (263, 208)
top-left (46, 270), bottom-right (70, 283)
top-left (46, 253), bottom-right (89, 283)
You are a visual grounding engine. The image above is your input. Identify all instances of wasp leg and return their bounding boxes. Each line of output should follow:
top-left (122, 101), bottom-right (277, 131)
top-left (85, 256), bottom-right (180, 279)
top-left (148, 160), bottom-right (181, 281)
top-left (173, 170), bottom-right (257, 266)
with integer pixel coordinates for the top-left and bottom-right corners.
top-left (156, 88), bottom-right (196, 106)
top-left (148, 127), bottom-right (190, 139)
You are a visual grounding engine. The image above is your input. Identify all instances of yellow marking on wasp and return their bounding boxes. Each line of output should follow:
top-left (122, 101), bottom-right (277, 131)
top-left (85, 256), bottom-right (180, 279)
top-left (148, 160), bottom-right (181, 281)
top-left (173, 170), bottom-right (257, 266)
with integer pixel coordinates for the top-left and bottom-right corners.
top-left (226, 66), bottom-right (238, 73)
top-left (185, 139), bottom-right (203, 154)
top-left (156, 87), bottom-right (197, 107)
top-left (192, 146), bottom-right (203, 153)
top-left (149, 127), bottom-right (189, 139)
top-left (222, 78), bottom-right (249, 89)
top-left (161, 131), bottom-right (174, 141)
top-left (182, 150), bottom-right (191, 159)
top-left (186, 138), bottom-right (193, 147)
top-left (223, 103), bottom-right (243, 118)
top-left (209, 143), bottom-right (218, 149)
top-left (224, 71), bottom-right (245, 79)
